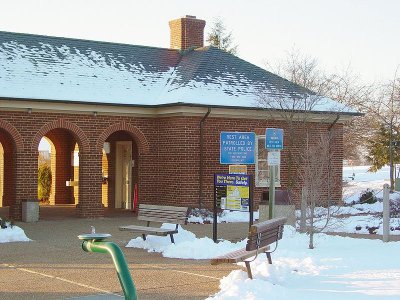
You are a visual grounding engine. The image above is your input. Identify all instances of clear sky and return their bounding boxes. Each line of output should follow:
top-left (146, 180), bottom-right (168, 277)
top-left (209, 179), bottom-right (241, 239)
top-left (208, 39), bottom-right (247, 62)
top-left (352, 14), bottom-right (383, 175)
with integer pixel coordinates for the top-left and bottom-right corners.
top-left (1, 0), bottom-right (399, 83)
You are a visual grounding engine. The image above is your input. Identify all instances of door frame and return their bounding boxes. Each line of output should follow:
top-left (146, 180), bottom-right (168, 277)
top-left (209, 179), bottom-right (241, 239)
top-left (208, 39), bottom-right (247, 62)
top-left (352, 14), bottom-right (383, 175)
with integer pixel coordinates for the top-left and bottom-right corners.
top-left (115, 141), bottom-right (132, 209)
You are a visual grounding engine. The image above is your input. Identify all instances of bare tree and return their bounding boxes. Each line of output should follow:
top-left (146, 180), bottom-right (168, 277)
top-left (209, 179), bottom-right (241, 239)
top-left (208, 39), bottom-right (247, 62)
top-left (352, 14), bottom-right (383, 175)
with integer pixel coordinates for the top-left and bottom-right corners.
top-left (360, 68), bottom-right (400, 189)
top-left (264, 49), bottom-right (372, 164)
top-left (258, 50), bottom-right (362, 248)
top-left (298, 132), bottom-right (343, 249)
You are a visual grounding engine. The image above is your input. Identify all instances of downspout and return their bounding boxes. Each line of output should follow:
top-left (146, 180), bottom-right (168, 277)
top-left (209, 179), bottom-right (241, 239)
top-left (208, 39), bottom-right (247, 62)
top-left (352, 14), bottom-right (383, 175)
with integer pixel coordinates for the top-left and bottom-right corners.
top-left (199, 107), bottom-right (211, 208)
top-left (328, 114), bottom-right (340, 206)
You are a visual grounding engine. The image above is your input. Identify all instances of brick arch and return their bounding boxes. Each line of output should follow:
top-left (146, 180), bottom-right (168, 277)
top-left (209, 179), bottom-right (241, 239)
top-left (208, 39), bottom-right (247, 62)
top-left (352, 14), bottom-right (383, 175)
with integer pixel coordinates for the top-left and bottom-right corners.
top-left (0, 119), bottom-right (24, 152)
top-left (32, 119), bottom-right (90, 153)
top-left (96, 122), bottom-right (150, 154)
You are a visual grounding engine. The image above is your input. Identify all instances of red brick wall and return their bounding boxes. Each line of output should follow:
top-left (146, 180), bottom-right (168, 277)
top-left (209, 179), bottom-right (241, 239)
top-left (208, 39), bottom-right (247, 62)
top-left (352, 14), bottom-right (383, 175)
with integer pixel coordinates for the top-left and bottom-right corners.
top-left (0, 129), bottom-right (14, 207)
top-left (0, 109), bottom-right (343, 220)
top-left (169, 17), bottom-right (206, 50)
top-left (46, 129), bottom-right (75, 204)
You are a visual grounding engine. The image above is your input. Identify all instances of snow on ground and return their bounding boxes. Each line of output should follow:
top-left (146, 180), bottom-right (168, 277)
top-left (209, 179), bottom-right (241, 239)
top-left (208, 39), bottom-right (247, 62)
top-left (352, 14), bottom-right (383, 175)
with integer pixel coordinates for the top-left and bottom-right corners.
top-left (0, 225), bottom-right (30, 243)
top-left (125, 165), bottom-right (400, 299)
top-left (343, 165), bottom-right (391, 202)
top-left (207, 226), bottom-right (400, 299)
top-left (126, 224), bottom-right (400, 299)
top-left (126, 223), bottom-right (246, 259)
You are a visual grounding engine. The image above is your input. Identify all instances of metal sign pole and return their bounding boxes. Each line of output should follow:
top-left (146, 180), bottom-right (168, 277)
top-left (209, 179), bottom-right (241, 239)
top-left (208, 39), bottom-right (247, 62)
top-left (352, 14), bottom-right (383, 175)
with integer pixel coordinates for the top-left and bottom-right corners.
top-left (213, 175), bottom-right (218, 243)
top-left (268, 165), bottom-right (275, 219)
top-left (249, 174), bottom-right (254, 227)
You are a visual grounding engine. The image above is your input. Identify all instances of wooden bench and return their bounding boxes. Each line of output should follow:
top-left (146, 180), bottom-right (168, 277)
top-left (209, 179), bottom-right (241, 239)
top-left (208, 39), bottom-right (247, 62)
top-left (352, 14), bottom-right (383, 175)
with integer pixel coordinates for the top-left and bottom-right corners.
top-left (119, 204), bottom-right (189, 244)
top-left (210, 217), bottom-right (286, 279)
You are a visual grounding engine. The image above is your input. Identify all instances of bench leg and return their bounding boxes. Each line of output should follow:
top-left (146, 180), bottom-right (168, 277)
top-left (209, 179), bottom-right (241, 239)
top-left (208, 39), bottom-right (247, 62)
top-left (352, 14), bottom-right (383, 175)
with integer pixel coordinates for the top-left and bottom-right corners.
top-left (244, 261), bottom-right (253, 279)
top-left (142, 234), bottom-right (146, 241)
top-left (266, 252), bottom-right (272, 264)
top-left (170, 234), bottom-right (175, 244)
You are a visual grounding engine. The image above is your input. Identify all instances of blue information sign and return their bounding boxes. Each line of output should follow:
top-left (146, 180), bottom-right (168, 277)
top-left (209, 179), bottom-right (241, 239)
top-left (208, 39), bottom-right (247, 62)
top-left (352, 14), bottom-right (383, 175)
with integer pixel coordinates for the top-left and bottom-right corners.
top-left (220, 132), bottom-right (255, 164)
top-left (265, 128), bottom-right (284, 150)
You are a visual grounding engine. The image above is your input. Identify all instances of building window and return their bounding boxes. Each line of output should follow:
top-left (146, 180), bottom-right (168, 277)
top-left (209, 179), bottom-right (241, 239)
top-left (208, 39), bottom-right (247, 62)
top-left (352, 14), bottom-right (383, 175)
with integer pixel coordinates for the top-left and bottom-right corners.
top-left (255, 135), bottom-right (281, 187)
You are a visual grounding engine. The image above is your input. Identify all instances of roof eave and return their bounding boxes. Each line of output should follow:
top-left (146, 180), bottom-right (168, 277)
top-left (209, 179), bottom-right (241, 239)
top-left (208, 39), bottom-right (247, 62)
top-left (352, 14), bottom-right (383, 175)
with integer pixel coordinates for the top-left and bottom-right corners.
top-left (0, 96), bottom-right (364, 117)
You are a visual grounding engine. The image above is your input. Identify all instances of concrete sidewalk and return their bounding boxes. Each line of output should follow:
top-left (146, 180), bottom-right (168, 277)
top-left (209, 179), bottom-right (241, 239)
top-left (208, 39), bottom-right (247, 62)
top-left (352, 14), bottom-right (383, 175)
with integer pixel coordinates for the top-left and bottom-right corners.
top-left (1, 215), bottom-right (249, 299)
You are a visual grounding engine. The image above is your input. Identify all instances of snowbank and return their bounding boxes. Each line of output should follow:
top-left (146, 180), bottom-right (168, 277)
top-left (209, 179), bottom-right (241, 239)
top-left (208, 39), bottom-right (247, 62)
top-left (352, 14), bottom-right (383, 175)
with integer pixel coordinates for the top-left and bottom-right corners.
top-left (126, 223), bottom-right (246, 259)
top-left (0, 225), bottom-right (30, 243)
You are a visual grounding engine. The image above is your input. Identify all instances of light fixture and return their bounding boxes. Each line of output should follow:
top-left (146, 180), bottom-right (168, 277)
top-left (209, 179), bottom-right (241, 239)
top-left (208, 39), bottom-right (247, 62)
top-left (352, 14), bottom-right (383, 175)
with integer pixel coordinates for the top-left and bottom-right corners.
top-left (27, 108), bottom-right (32, 114)
top-left (103, 142), bottom-right (111, 154)
top-left (93, 111), bottom-right (97, 117)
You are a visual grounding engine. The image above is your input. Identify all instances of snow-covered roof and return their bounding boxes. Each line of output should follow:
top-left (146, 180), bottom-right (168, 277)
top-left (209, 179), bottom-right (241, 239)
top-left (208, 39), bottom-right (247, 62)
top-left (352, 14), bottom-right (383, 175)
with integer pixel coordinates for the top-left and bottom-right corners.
top-left (0, 31), bottom-right (360, 115)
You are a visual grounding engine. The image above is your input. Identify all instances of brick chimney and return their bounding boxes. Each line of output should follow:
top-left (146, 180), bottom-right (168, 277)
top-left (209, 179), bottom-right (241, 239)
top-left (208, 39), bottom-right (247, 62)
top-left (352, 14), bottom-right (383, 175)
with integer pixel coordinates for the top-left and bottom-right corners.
top-left (169, 15), bottom-right (206, 50)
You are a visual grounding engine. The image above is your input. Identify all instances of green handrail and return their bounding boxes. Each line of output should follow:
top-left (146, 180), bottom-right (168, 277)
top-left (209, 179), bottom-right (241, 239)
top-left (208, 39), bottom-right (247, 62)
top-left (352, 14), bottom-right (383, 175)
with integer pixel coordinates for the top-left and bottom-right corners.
top-left (81, 240), bottom-right (137, 300)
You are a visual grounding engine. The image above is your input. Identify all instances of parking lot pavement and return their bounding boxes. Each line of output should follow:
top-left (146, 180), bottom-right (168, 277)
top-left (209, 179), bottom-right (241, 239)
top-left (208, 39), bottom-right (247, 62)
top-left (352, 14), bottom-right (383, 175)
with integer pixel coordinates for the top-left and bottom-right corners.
top-left (1, 215), bottom-right (248, 299)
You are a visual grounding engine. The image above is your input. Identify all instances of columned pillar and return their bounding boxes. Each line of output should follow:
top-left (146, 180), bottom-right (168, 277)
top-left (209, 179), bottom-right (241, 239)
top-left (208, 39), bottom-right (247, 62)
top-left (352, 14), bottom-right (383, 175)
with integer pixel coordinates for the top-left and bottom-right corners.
top-left (76, 152), bottom-right (104, 217)
top-left (11, 150), bottom-right (37, 220)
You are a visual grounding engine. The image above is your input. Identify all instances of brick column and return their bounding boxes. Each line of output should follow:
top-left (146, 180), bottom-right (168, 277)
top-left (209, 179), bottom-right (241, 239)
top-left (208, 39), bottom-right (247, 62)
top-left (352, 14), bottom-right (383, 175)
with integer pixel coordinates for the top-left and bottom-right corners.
top-left (46, 131), bottom-right (74, 204)
top-left (76, 152), bottom-right (104, 218)
top-left (11, 150), bottom-right (38, 221)
top-left (1, 142), bottom-right (14, 207)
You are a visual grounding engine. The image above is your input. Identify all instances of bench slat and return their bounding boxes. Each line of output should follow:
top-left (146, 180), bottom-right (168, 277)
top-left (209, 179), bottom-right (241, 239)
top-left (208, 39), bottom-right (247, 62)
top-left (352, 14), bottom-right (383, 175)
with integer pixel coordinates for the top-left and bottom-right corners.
top-left (249, 218), bottom-right (286, 234)
top-left (211, 245), bottom-right (269, 264)
top-left (139, 204), bottom-right (188, 212)
top-left (119, 225), bottom-right (177, 236)
top-left (246, 218), bottom-right (286, 251)
top-left (139, 210), bottom-right (187, 217)
top-left (246, 227), bottom-right (284, 251)
top-left (138, 216), bottom-right (187, 224)
top-left (138, 204), bottom-right (188, 225)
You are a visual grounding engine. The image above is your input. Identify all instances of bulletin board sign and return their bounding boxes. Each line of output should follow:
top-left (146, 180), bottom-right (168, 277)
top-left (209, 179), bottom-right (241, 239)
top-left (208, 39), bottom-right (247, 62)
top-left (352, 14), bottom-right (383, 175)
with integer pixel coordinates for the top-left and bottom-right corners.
top-left (214, 173), bottom-right (250, 212)
top-left (213, 173), bottom-right (254, 242)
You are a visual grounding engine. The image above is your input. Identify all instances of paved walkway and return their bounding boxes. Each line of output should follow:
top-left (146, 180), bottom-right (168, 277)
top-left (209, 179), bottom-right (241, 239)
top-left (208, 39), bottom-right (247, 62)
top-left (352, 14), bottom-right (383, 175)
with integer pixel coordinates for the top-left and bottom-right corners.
top-left (2, 206), bottom-right (398, 299)
top-left (1, 210), bottom-right (249, 300)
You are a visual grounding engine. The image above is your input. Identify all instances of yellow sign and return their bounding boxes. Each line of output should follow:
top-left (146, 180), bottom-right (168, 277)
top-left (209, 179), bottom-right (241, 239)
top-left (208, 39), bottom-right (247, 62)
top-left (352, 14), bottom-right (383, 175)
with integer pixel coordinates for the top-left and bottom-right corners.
top-left (226, 186), bottom-right (249, 210)
top-left (229, 165), bottom-right (247, 174)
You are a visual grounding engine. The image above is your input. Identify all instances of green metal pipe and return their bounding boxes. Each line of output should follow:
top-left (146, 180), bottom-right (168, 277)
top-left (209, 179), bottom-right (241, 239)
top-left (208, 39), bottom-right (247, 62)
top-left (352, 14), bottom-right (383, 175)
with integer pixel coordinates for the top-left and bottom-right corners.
top-left (82, 240), bottom-right (137, 300)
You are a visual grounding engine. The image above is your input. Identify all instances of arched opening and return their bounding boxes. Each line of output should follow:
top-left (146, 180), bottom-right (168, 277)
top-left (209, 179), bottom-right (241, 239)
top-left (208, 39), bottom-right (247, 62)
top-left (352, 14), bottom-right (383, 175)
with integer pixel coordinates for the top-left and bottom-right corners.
top-left (0, 129), bottom-right (15, 210)
top-left (38, 129), bottom-right (80, 208)
top-left (102, 130), bottom-right (139, 210)
top-left (38, 137), bottom-right (54, 204)
top-left (102, 148), bottom-right (109, 207)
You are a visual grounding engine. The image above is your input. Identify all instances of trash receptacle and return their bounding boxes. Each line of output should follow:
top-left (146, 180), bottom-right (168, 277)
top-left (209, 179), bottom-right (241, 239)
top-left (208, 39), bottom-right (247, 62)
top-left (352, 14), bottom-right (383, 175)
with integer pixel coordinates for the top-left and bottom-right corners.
top-left (22, 199), bottom-right (39, 222)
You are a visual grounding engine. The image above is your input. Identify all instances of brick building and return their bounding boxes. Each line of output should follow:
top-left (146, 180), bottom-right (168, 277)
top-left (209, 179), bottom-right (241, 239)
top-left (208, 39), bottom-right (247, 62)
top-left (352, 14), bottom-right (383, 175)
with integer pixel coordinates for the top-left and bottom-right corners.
top-left (0, 16), bottom-right (360, 220)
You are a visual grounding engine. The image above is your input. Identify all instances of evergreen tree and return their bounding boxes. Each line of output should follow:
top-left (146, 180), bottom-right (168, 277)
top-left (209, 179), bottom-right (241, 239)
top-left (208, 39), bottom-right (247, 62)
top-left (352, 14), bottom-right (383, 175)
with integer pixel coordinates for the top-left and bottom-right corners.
top-left (38, 163), bottom-right (52, 203)
top-left (206, 18), bottom-right (238, 55)
top-left (366, 124), bottom-right (400, 172)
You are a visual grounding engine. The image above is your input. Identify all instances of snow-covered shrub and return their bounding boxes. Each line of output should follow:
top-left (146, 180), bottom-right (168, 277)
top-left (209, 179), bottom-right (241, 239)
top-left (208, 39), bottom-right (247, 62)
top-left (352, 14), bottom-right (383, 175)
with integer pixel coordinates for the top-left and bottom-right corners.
top-left (359, 189), bottom-right (378, 204)
top-left (390, 197), bottom-right (400, 218)
top-left (0, 217), bottom-right (13, 229)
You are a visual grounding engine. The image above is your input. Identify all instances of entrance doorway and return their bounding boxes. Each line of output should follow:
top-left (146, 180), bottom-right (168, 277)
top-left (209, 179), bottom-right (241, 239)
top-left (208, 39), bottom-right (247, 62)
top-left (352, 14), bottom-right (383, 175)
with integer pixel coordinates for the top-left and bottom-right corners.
top-left (0, 143), bottom-right (3, 207)
top-left (115, 141), bottom-right (132, 209)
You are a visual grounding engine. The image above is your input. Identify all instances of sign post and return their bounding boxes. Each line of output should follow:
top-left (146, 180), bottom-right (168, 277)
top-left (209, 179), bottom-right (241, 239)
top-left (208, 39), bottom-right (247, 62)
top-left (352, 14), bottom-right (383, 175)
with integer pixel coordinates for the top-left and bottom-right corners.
top-left (213, 173), bottom-right (251, 242)
top-left (265, 128), bottom-right (283, 219)
top-left (216, 132), bottom-right (255, 242)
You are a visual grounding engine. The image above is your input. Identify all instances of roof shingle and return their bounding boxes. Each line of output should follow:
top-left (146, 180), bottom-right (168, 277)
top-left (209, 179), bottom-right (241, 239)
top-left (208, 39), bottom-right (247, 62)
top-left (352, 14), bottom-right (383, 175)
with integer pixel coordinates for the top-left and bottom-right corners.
top-left (0, 31), bottom-right (358, 114)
